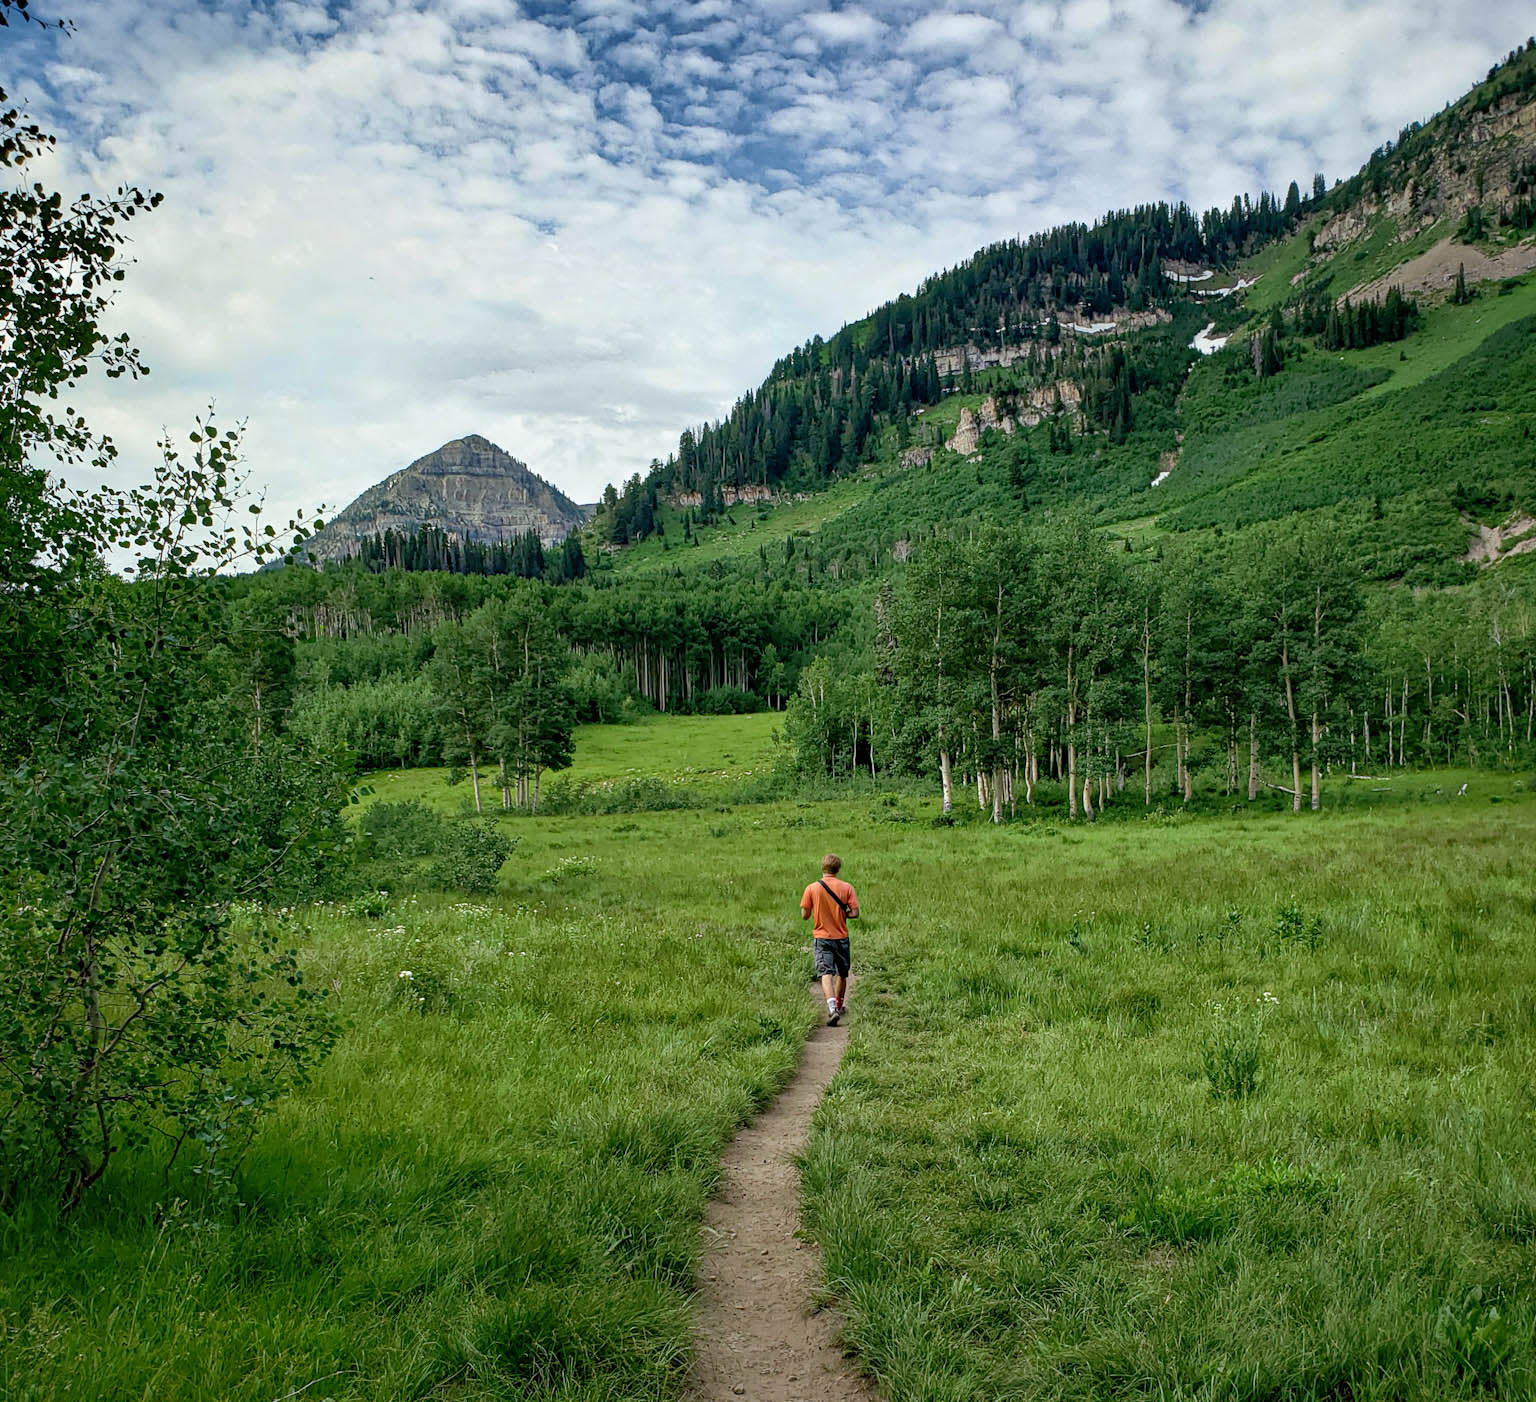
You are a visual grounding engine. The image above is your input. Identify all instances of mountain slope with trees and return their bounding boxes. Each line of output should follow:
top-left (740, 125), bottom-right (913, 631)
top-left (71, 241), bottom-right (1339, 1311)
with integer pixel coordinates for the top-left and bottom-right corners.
top-left (589, 37), bottom-right (1536, 568)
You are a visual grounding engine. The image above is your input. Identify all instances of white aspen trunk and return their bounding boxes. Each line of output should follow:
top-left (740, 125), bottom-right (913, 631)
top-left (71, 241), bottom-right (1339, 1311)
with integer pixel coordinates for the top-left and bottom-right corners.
top-left (1282, 642), bottom-right (1301, 814)
top-left (1067, 648), bottom-right (1079, 820)
top-left (1424, 656), bottom-right (1434, 751)
top-left (940, 747), bottom-right (953, 814)
top-left (1310, 711), bottom-right (1321, 811)
top-left (468, 743), bottom-right (483, 813)
top-left (1142, 628), bottom-right (1153, 806)
top-left (499, 759), bottom-right (511, 810)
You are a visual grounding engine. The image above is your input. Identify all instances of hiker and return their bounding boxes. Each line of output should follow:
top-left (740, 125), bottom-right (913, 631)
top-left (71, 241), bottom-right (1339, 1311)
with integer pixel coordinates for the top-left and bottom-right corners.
top-left (801, 853), bottom-right (859, 1026)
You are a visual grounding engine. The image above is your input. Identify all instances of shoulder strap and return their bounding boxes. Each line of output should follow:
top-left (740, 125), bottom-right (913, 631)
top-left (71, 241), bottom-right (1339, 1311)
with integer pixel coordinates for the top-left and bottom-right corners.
top-left (818, 879), bottom-right (850, 918)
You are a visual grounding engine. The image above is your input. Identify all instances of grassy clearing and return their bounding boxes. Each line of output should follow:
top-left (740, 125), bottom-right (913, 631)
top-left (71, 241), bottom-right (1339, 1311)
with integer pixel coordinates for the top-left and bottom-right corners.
top-left (1353, 275), bottom-right (1536, 400)
top-left (360, 712), bottom-right (782, 814)
top-left (1224, 223), bottom-right (1321, 318)
top-left (5, 715), bottom-right (1534, 1400)
top-left (607, 474), bottom-right (883, 575)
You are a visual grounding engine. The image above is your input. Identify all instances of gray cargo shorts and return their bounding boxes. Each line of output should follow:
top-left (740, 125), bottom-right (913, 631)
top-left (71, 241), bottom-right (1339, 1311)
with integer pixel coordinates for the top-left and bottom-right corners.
top-left (813, 937), bottom-right (850, 979)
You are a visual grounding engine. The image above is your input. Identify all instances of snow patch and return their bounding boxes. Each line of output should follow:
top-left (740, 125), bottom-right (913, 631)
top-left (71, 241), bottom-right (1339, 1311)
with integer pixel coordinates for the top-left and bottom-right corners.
top-left (1066, 320), bottom-right (1117, 335)
top-left (1191, 322), bottom-right (1229, 355)
top-left (1164, 267), bottom-right (1214, 283)
top-left (1151, 469), bottom-right (1172, 487)
top-left (1193, 275), bottom-right (1261, 298)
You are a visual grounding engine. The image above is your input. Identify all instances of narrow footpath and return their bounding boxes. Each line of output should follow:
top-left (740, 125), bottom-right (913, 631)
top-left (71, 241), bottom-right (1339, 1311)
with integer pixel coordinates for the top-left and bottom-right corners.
top-left (684, 982), bottom-right (880, 1402)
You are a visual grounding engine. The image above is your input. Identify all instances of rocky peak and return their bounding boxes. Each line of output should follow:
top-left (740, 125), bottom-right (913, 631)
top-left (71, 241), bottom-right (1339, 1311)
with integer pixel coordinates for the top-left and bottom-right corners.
top-left (299, 435), bottom-right (588, 564)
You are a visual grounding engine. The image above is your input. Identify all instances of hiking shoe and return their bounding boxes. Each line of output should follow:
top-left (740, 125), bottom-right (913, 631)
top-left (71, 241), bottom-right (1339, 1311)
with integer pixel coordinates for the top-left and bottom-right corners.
top-left (827, 1006), bottom-right (841, 1026)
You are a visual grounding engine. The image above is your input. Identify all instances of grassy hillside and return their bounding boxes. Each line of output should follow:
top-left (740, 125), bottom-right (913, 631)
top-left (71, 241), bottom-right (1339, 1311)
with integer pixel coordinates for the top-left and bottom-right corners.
top-left (617, 271), bottom-right (1536, 591)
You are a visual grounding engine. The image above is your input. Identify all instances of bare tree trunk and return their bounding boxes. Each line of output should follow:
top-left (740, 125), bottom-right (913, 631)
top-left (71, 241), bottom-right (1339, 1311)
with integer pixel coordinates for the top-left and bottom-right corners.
top-left (989, 644), bottom-right (1004, 824)
top-left (1282, 643), bottom-right (1301, 814)
top-left (1174, 704), bottom-right (1185, 796)
top-left (1142, 627), bottom-right (1153, 806)
top-left (468, 743), bottom-right (483, 813)
top-left (1310, 711), bottom-right (1321, 811)
top-left (1419, 657), bottom-right (1431, 755)
top-left (940, 747), bottom-right (953, 814)
top-left (1067, 649), bottom-right (1079, 820)
top-left (1248, 712), bottom-right (1260, 801)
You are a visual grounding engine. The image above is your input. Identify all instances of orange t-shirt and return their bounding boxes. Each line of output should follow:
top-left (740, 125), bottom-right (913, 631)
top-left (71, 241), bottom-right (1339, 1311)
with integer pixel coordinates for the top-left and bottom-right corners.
top-left (801, 876), bottom-right (858, 939)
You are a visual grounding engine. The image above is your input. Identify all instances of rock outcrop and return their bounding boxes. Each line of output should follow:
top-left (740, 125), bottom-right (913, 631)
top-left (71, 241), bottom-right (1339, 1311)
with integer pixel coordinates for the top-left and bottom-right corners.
top-left (1314, 85), bottom-right (1536, 278)
top-left (942, 387), bottom-right (1085, 456)
top-left (299, 435), bottom-right (586, 564)
top-left (1462, 513), bottom-right (1536, 566)
top-left (669, 482), bottom-right (778, 510)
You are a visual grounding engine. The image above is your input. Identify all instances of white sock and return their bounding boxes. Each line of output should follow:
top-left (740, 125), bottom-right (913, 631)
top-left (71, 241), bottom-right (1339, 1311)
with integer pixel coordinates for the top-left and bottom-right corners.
top-left (828, 997), bottom-right (838, 1013)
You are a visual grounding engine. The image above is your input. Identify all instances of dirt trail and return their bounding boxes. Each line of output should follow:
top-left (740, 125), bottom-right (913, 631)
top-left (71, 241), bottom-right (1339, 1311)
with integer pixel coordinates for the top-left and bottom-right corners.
top-left (685, 982), bottom-right (879, 1402)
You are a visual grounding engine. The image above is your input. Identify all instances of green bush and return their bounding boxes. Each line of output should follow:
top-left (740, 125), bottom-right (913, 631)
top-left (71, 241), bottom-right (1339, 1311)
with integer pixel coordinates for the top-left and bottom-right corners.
top-left (1202, 1011), bottom-right (1264, 1099)
top-left (426, 822), bottom-right (515, 896)
top-left (358, 801), bottom-right (516, 895)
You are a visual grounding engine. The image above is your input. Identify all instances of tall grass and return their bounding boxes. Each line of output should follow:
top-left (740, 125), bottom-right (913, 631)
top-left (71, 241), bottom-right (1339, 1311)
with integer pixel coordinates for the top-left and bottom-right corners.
top-left (800, 795), bottom-right (1536, 1400)
top-left (0, 891), bottom-right (810, 1400)
top-left (5, 723), bottom-right (1533, 1399)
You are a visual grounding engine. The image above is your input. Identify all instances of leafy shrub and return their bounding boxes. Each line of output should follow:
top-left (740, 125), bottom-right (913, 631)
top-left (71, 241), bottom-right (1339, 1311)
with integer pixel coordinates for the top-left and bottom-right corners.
top-left (360, 801), bottom-right (445, 859)
top-left (359, 801), bottom-right (515, 895)
top-left (426, 823), bottom-right (516, 896)
top-left (1274, 901), bottom-right (1325, 950)
top-left (1202, 1014), bottom-right (1263, 1099)
top-left (541, 855), bottom-right (598, 882)
top-left (538, 776), bottom-right (694, 816)
top-left (1437, 1286), bottom-right (1516, 1386)
top-left (390, 962), bottom-right (455, 1015)
top-left (287, 674), bottom-right (439, 771)
top-left (567, 653), bottom-right (647, 724)
top-left (690, 685), bottom-right (760, 715)
top-left (344, 890), bottom-right (391, 920)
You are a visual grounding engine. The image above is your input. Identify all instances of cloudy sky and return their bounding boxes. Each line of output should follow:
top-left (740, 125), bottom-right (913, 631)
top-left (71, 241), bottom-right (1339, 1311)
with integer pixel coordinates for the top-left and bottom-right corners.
top-left (7, 0), bottom-right (1532, 520)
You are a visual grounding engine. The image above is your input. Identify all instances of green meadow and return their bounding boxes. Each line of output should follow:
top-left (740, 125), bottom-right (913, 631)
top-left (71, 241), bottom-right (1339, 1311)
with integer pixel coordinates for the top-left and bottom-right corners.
top-left (4, 717), bottom-right (1535, 1400)
top-left (363, 712), bottom-right (783, 811)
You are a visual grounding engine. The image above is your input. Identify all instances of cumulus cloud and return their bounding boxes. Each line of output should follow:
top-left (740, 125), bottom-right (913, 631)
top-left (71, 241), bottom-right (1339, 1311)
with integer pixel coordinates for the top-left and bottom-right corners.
top-left (2, 0), bottom-right (1530, 525)
top-left (802, 10), bottom-right (886, 46)
top-left (902, 12), bottom-right (1003, 52)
